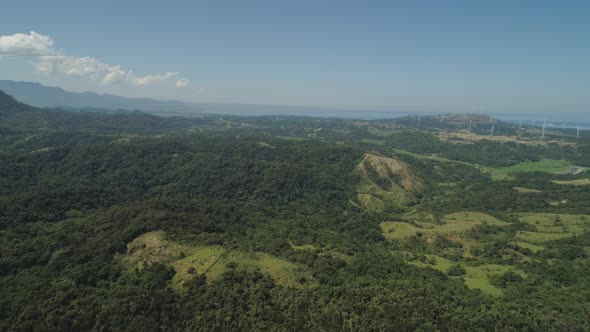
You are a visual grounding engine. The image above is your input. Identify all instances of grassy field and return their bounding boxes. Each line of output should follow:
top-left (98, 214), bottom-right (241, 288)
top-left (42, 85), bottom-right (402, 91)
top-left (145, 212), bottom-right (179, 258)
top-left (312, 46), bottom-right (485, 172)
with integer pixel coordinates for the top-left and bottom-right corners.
top-left (408, 254), bottom-right (526, 296)
top-left (444, 212), bottom-right (507, 225)
top-left (360, 138), bottom-right (386, 146)
top-left (553, 178), bottom-right (590, 186)
top-left (256, 142), bottom-right (276, 148)
top-left (289, 241), bottom-right (317, 251)
top-left (515, 231), bottom-right (572, 243)
top-left (514, 213), bottom-right (590, 243)
top-left (391, 148), bottom-right (474, 166)
top-left (404, 211), bottom-right (437, 224)
top-left (513, 187), bottom-right (542, 193)
top-left (121, 231), bottom-right (315, 289)
top-left (482, 159), bottom-right (572, 180)
top-left (381, 222), bottom-right (424, 239)
top-left (381, 212), bottom-right (509, 240)
top-left (516, 241), bottom-right (545, 253)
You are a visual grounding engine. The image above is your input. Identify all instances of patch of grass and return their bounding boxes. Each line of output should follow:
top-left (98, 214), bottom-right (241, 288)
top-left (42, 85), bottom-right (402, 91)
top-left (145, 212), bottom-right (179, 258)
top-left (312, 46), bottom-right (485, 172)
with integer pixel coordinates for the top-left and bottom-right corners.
top-left (408, 254), bottom-right (526, 296)
top-left (516, 231), bottom-right (572, 243)
top-left (409, 254), bottom-right (454, 272)
top-left (514, 187), bottom-right (542, 193)
top-left (289, 241), bottom-right (317, 251)
top-left (381, 222), bottom-right (425, 240)
top-left (464, 278), bottom-right (502, 296)
top-left (437, 212), bottom-right (509, 234)
top-left (381, 212), bottom-right (509, 239)
top-left (520, 214), bottom-right (590, 237)
top-left (553, 178), bottom-right (590, 186)
top-left (360, 138), bottom-right (386, 146)
top-left (276, 136), bottom-right (307, 141)
top-left (257, 142), bottom-right (275, 148)
top-left (404, 211), bottom-right (437, 223)
top-left (444, 212), bottom-right (507, 226)
top-left (482, 159), bottom-right (572, 181)
top-left (517, 213), bottom-right (590, 237)
top-left (392, 148), bottom-right (473, 166)
top-left (121, 231), bottom-right (314, 289)
top-left (171, 246), bottom-right (225, 284)
top-left (516, 241), bottom-right (545, 253)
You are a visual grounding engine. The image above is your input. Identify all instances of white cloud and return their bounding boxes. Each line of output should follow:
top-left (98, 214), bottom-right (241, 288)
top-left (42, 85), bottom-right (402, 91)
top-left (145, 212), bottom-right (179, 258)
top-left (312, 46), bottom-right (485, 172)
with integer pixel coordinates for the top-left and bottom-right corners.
top-left (0, 31), bottom-right (55, 56)
top-left (175, 78), bottom-right (191, 89)
top-left (130, 71), bottom-right (178, 86)
top-left (1, 31), bottom-right (185, 87)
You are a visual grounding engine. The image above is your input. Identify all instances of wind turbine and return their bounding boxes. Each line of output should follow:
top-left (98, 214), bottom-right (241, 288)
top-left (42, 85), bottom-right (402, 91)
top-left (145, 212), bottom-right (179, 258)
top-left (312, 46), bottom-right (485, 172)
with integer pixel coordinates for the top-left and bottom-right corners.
top-left (577, 125), bottom-right (581, 140)
top-left (490, 123), bottom-right (495, 136)
top-left (468, 119), bottom-right (473, 132)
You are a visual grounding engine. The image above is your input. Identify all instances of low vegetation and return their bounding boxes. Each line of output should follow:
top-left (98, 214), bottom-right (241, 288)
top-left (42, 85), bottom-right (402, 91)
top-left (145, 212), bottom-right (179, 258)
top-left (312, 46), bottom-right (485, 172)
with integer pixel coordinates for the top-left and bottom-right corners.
top-left (482, 159), bottom-right (572, 180)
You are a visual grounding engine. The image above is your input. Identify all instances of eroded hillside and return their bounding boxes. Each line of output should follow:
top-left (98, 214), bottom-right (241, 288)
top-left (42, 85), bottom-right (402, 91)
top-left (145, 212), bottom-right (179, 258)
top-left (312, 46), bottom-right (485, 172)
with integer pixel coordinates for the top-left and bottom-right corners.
top-left (354, 152), bottom-right (424, 213)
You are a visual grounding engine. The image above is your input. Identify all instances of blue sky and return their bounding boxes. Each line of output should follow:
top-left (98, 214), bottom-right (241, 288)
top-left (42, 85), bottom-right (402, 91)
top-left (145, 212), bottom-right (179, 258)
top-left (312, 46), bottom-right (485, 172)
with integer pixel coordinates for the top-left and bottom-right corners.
top-left (1, 0), bottom-right (589, 113)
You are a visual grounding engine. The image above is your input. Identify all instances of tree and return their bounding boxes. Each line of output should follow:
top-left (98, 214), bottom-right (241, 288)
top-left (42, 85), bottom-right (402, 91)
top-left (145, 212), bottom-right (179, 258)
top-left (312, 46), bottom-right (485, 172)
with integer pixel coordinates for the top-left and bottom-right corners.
top-left (447, 264), bottom-right (467, 276)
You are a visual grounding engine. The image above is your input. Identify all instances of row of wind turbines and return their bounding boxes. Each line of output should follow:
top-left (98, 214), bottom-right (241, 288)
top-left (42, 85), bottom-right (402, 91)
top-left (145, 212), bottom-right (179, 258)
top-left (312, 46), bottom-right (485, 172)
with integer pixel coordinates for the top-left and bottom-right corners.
top-left (414, 112), bottom-right (583, 140)
top-left (522, 119), bottom-right (582, 140)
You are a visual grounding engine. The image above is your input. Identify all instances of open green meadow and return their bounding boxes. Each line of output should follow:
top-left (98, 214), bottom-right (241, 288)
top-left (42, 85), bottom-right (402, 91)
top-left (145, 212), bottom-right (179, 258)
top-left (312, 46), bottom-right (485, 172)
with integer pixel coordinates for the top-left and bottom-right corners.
top-left (482, 159), bottom-right (572, 180)
top-left (122, 231), bottom-right (315, 289)
top-left (514, 213), bottom-right (590, 243)
top-left (408, 254), bottom-right (526, 296)
top-left (360, 138), bottom-right (386, 146)
top-left (381, 211), bottom-right (509, 240)
top-left (553, 178), bottom-right (590, 186)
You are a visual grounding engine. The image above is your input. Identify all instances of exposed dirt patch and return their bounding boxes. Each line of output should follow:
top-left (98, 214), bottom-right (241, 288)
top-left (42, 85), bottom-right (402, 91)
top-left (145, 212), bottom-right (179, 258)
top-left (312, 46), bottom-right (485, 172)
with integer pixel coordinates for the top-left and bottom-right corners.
top-left (356, 153), bottom-right (424, 192)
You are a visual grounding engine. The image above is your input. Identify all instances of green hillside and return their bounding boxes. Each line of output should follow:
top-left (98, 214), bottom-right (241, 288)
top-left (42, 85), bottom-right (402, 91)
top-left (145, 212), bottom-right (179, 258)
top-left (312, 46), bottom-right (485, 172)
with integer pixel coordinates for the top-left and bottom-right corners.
top-left (2, 91), bottom-right (590, 330)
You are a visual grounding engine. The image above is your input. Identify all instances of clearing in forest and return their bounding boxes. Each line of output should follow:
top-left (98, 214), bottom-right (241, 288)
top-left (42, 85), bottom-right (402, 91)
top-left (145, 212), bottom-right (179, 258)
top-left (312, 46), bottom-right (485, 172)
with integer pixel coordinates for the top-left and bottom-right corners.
top-left (553, 178), bottom-right (590, 186)
top-left (515, 213), bottom-right (590, 243)
top-left (360, 138), bottom-right (386, 146)
top-left (408, 254), bottom-right (526, 296)
top-left (482, 159), bottom-right (572, 180)
top-left (514, 187), bottom-right (542, 193)
top-left (120, 231), bottom-right (315, 289)
top-left (381, 211), bottom-right (509, 240)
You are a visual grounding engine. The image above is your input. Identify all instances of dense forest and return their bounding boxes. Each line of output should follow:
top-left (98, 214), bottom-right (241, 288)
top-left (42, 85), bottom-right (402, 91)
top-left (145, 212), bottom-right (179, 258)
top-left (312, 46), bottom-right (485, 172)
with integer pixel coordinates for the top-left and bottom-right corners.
top-left (2, 90), bottom-right (590, 331)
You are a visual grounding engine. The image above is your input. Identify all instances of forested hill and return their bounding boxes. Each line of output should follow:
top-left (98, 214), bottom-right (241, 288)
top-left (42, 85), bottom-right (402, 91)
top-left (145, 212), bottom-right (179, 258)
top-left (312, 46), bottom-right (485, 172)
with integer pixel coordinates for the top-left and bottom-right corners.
top-left (0, 89), bottom-right (38, 113)
top-left (0, 89), bottom-right (213, 134)
top-left (0, 80), bottom-right (193, 112)
top-left (2, 94), bottom-right (590, 330)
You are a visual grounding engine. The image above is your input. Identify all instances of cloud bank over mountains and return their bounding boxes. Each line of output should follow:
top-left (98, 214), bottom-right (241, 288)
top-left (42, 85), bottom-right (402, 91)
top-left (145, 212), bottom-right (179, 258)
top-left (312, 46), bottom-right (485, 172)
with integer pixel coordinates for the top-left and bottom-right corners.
top-left (0, 31), bottom-right (190, 89)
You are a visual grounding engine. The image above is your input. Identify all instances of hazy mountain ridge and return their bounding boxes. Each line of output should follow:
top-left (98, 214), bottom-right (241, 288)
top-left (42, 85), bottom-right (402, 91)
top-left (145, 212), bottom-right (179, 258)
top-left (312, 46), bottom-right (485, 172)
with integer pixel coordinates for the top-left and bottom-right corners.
top-left (0, 88), bottom-right (214, 133)
top-left (0, 80), bottom-right (195, 113)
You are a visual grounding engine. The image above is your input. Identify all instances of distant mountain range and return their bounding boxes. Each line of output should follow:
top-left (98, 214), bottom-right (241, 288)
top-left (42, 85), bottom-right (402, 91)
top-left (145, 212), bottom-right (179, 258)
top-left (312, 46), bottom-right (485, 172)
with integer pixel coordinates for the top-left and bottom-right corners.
top-left (0, 88), bottom-right (215, 133)
top-left (0, 80), bottom-right (196, 113)
top-left (0, 80), bottom-right (355, 118)
top-left (1, 81), bottom-right (589, 124)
